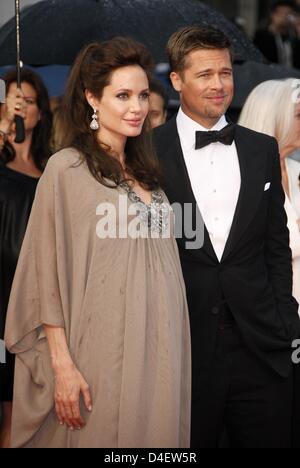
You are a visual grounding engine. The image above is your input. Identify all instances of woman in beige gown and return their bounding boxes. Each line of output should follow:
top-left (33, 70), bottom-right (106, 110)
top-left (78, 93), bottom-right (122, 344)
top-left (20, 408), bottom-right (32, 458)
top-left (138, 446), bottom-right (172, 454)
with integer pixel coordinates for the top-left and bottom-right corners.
top-left (4, 38), bottom-right (191, 448)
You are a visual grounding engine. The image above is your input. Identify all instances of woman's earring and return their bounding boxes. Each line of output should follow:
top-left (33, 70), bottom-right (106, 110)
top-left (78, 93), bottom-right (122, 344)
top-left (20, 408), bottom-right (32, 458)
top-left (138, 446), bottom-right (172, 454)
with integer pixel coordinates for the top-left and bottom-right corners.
top-left (90, 108), bottom-right (99, 131)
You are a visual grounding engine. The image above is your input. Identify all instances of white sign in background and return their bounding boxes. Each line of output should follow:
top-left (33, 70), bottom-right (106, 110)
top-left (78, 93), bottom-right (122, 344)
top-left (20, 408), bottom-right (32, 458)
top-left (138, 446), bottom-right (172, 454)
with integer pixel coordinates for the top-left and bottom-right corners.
top-left (0, 79), bottom-right (5, 103)
top-left (0, 339), bottom-right (6, 364)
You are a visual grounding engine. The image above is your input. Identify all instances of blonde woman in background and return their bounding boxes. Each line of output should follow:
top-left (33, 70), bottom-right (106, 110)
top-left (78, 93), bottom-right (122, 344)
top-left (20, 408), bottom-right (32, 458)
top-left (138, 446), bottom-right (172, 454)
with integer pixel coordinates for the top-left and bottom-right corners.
top-left (239, 79), bottom-right (300, 311)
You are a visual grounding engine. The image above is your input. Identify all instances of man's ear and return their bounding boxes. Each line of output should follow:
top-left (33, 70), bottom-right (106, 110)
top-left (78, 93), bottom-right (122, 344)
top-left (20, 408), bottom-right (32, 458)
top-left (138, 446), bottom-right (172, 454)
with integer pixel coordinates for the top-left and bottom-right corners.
top-left (85, 90), bottom-right (99, 110)
top-left (170, 72), bottom-right (182, 93)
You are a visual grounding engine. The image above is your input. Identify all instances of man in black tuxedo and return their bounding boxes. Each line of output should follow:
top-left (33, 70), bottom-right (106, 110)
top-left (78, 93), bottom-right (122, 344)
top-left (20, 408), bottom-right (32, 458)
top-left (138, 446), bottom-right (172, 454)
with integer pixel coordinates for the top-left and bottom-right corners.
top-left (154, 26), bottom-right (300, 448)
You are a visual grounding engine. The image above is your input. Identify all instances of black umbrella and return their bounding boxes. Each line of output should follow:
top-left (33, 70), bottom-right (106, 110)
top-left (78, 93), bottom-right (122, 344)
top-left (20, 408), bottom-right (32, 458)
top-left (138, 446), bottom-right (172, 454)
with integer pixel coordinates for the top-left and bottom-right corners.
top-left (0, 0), bottom-right (264, 66)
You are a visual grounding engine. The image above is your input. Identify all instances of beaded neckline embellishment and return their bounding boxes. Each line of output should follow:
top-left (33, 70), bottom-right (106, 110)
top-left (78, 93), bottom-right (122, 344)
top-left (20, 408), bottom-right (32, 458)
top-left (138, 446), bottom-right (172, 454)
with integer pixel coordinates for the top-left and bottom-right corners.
top-left (119, 181), bottom-right (170, 235)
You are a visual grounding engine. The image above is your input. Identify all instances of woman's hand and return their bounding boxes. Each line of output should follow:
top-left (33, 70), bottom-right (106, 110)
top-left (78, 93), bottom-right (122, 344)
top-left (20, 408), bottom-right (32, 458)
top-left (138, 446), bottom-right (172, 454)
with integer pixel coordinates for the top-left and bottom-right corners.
top-left (0, 87), bottom-right (26, 132)
top-left (54, 362), bottom-right (93, 431)
top-left (43, 325), bottom-right (93, 431)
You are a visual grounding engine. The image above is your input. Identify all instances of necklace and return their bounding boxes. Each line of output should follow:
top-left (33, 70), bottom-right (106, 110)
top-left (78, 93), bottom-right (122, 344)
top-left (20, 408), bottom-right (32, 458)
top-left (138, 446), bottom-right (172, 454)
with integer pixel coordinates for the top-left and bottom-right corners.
top-left (119, 181), bottom-right (170, 235)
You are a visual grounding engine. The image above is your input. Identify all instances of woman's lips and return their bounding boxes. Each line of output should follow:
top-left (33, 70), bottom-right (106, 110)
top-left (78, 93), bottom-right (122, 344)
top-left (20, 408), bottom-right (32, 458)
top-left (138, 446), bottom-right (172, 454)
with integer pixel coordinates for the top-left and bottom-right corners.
top-left (125, 119), bottom-right (142, 127)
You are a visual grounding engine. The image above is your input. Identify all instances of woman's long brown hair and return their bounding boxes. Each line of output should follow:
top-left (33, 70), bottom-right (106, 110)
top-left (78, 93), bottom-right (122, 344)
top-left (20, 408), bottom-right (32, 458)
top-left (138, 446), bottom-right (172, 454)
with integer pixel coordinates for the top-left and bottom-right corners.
top-left (61, 37), bottom-right (161, 191)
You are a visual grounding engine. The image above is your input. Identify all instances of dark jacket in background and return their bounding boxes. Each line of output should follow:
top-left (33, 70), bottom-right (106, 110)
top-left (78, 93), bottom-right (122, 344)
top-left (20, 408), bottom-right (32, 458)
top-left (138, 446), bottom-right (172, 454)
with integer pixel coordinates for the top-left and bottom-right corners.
top-left (254, 28), bottom-right (300, 68)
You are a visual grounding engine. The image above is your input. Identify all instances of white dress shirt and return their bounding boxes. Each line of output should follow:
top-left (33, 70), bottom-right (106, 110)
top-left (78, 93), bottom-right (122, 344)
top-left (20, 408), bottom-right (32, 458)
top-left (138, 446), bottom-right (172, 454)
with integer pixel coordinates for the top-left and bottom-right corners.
top-left (177, 108), bottom-right (241, 261)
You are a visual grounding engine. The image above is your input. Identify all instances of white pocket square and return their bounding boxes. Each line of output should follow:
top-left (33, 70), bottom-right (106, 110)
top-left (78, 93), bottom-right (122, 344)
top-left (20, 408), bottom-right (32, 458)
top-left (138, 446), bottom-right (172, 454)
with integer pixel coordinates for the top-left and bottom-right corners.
top-left (264, 182), bottom-right (271, 191)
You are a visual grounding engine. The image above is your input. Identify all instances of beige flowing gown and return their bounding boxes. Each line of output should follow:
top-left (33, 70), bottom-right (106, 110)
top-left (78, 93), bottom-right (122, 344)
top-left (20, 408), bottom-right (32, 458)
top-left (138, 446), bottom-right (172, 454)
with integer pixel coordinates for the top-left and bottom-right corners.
top-left (4, 149), bottom-right (191, 448)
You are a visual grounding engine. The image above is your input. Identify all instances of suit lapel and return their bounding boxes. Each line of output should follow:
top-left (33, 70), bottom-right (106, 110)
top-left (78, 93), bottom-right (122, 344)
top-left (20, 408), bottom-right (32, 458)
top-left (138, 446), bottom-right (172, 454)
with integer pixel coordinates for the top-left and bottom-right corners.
top-left (221, 126), bottom-right (268, 262)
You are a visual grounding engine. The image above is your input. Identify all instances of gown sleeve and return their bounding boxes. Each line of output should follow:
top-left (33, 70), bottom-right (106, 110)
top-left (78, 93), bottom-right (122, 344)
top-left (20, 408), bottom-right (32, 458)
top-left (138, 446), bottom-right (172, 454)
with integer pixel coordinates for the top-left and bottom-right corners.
top-left (4, 158), bottom-right (66, 354)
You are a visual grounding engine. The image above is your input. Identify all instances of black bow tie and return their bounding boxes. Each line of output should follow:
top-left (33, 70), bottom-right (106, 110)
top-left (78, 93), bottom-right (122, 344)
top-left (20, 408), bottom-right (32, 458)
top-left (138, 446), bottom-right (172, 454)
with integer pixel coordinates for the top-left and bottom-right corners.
top-left (195, 123), bottom-right (236, 150)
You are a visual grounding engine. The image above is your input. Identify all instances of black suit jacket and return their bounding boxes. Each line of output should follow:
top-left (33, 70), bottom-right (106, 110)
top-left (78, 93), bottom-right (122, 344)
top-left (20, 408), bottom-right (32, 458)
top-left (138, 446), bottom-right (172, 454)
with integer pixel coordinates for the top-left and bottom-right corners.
top-left (154, 117), bottom-right (300, 381)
